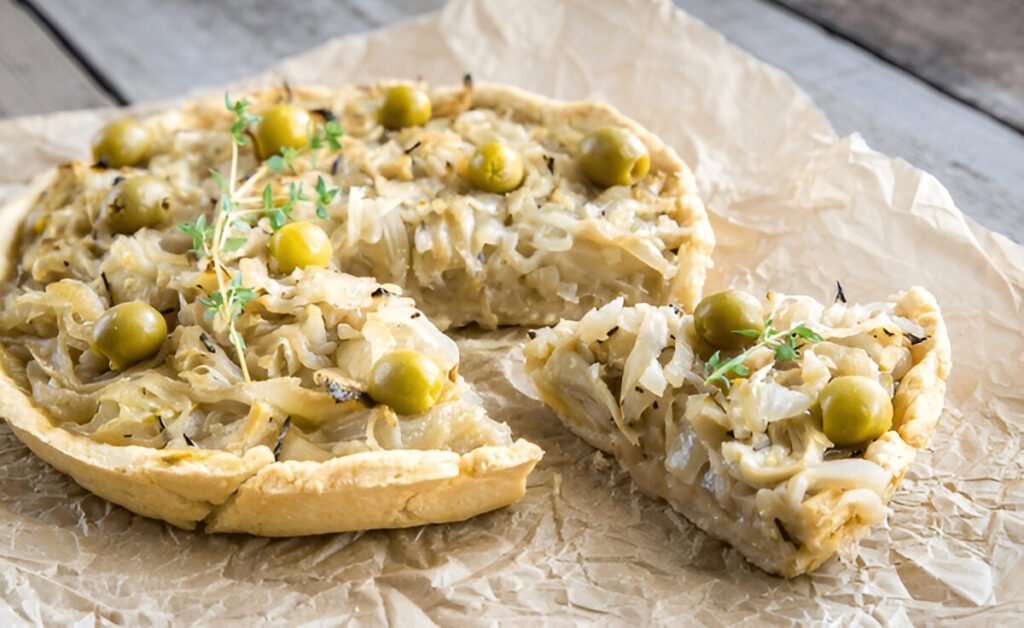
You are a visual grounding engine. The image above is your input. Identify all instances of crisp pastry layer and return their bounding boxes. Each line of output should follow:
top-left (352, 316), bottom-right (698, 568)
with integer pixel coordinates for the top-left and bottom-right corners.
top-left (524, 288), bottom-right (950, 576)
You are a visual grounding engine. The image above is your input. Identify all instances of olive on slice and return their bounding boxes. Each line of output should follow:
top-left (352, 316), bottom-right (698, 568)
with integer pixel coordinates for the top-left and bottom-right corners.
top-left (819, 376), bottom-right (893, 447)
top-left (108, 175), bottom-right (171, 233)
top-left (93, 119), bottom-right (151, 168)
top-left (269, 221), bottom-right (332, 274)
top-left (579, 126), bottom-right (650, 188)
top-left (91, 302), bottom-right (168, 370)
top-left (256, 104), bottom-right (312, 161)
top-left (468, 142), bottom-right (524, 194)
top-left (367, 350), bottom-right (444, 415)
top-left (693, 290), bottom-right (765, 350)
top-left (377, 85), bottom-right (432, 130)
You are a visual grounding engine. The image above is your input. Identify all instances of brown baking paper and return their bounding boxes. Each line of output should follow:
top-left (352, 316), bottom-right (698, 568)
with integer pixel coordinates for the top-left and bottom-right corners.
top-left (1, 0), bottom-right (1021, 624)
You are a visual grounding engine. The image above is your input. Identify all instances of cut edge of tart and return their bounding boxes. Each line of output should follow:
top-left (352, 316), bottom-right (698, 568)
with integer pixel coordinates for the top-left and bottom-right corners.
top-left (523, 286), bottom-right (950, 576)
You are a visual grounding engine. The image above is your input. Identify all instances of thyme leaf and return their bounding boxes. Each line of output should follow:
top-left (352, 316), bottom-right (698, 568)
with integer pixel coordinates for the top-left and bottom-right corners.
top-left (222, 237), bottom-right (248, 252)
top-left (225, 94), bottom-right (260, 146)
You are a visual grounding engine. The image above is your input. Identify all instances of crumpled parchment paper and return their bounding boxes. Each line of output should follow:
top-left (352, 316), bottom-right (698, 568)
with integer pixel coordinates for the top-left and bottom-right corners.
top-left (1, 0), bottom-right (1021, 624)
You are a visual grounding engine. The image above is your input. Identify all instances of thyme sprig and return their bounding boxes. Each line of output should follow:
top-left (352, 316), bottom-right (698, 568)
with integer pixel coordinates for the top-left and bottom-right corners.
top-left (179, 94), bottom-right (344, 382)
top-left (704, 319), bottom-right (823, 391)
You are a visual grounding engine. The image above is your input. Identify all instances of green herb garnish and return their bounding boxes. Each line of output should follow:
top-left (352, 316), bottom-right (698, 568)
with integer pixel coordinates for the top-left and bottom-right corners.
top-left (704, 319), bottom-right (823, 391)
top-left (181, 94), bottom-right (345, 380)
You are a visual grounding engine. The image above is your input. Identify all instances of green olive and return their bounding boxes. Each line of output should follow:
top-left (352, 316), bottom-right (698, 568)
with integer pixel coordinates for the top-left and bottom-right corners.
top-left (91, 302), bottom-right (168, 370)
top-left (269, 221), bottom-right (332, 274)
top-left (108, 176), bottom-right (171, 233)
top-left (693, 290), bottom-right (765, 350)
top-left (579, 126), bottom-right (650, 188)
top-left (819, 376), bottom-right (893, 447)
top-left (377, 85), bottom-right (432, 130)
top-left (92, 119), bottom-right (151, 168)
top-left (468, 142), bottom-right (524, 193)
top-left (256, 104), bottom-right (312, 160)
top-left (368, 350), bottom-right (444, 415)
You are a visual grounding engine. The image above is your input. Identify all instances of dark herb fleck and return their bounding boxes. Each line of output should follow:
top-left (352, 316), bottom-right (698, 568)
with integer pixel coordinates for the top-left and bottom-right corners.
top-left (545, 155), bottom-right (554, 173)
top-left (411, 312), bottom-right (422, 319)
top-left (463, 73), bottom-right (473, 86)
top-left (326, 379), bottom-right (363, 404)
top-left (607, 326), bottom-right (619, 336)
top-left (183, 433), bottom-right (196, 447)
top-left (156, 415), bottom-right (167, 433)
top-left (93, 157), bottom-right (109, 169)
top-left (669, 247), bottom-right (679, 255)
top-left (101, 272), bottom-right (111, 295)
top-left (404, 141), bottom-right (421, 155)
top-left (652, 401), bottom-right (659, 410)
top-left (370, 287), bottom-right (392, 298)
top-left (835, 280), bottom-right (846, 303)
top-left (882, 328), bottom-right (894, 337)
top-left (62, 260), bottom-right (70, 267)
top-left (311, 107), bottom-right (336, 122)
top-left (199, 333), bottom-right (216, 353)
top-left (635, 386), bottom-right (643, 393)
top-left (112, 175), bottom-right (124, 185)
top-left (331, 155), bottom-right (343, 175)
top-left (123, 434), bottom-right (133, 438)
top-left (273, 416), bottom-right (292, 461)
top-left (775, 518), bottom-right (799, 548)
top-left (824, 448), bottom-right (846, 460)
top-left (670, 304), bottom-right (683, 315)
top-left (527, 330), bottom-right (537, 339)
top-left (907, 332), bottom-right (927, 345)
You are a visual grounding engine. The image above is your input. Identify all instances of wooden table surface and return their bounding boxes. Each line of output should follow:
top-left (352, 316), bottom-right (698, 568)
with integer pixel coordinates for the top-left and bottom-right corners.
top-left (2, 0), bottom-right (1022, 243)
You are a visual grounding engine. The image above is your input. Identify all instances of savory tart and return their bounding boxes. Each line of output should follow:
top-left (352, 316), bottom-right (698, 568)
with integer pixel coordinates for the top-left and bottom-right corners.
top-left (523, 287), bottom-right (950, 576)
top-left (0, 80), bottom-right (710, 534)
top-left (0, 77), bottom-right (721, 534)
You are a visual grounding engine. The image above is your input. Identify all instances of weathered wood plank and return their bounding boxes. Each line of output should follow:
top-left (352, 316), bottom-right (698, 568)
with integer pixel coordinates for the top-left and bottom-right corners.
top-left (676, 0), bottom-right (1024, 244)
top-left (10, 0), bottom-right (1024, 243)
top-left (0, 0), bottom-right (114, 116)
top-left (28, 0), bottom-right (446, 104)
top-left (774, 0), bottom-right (1024, 132)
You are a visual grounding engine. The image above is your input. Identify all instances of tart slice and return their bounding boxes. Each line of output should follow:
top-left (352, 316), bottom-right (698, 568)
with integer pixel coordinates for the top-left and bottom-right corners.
top-left (523, 287), bottom-right (950, 576)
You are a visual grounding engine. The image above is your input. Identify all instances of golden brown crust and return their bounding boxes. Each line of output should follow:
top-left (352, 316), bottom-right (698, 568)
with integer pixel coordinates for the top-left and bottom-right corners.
top-left (204, 440), bottom-right (542, 535)
top-left (892, 287), bottom-right (952, 448)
